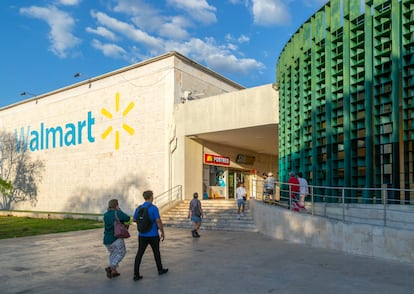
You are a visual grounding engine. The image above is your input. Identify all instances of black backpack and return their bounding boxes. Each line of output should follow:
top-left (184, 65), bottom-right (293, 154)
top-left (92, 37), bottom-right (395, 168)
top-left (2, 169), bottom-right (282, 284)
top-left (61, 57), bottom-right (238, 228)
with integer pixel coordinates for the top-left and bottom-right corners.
top-left (136, 204), bottom-right (153, 233)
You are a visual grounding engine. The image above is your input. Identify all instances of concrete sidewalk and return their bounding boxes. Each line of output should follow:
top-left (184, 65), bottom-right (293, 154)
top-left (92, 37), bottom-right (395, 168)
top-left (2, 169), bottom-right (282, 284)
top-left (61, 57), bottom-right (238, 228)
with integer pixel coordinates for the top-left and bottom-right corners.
top-left (1, 227), bottom-right (414, 294)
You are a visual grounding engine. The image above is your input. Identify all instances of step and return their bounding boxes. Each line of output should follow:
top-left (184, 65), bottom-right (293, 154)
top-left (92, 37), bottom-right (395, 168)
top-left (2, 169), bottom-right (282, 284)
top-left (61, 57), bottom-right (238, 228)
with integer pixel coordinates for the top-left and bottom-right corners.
top-left (161, 200), bottom-right (257, 232)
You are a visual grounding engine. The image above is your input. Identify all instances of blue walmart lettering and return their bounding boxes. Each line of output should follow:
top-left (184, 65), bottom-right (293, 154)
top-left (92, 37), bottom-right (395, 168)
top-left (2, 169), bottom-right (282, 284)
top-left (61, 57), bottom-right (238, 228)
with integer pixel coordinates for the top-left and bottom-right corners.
top-left (15, 111), bottom-right (96, 152)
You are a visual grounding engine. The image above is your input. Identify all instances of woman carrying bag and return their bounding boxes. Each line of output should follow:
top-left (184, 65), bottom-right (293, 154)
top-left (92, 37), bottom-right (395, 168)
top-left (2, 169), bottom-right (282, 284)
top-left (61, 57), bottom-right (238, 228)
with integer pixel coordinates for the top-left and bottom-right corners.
top-left (103, 199), bottom-right (131, 278)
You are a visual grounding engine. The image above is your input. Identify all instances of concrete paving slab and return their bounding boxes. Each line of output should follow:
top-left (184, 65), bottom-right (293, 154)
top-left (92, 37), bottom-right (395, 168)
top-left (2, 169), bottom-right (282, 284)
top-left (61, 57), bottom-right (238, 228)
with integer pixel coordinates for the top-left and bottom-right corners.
top-left (1, 227), bottom-right (414, 294)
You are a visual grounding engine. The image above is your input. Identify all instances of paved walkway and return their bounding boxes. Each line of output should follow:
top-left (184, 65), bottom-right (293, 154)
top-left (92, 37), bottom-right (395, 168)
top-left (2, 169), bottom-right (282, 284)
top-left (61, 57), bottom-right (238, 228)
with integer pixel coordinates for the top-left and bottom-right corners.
top-left (1, 227), bottom-right (414, 294)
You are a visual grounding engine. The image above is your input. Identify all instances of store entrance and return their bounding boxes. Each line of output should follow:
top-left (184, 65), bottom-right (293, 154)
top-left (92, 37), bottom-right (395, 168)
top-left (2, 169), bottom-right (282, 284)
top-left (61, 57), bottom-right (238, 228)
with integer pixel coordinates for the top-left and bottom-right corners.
top-left (228, 169), bottom-right (249, 199)
top-left (203, 166), bottom-right (250, 200)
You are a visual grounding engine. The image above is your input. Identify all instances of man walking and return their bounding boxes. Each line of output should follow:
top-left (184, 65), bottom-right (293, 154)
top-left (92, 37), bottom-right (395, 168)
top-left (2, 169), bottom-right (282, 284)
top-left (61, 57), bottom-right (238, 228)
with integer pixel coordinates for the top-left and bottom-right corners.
top-left (264, 172), bottom-right (276, 202)
top-left (188, 192), bottom-right (203, 238)
top-left (236, 182), bottom-right (247, 219)
top-left (297, 172), bottom-right (309, 210)
top-left (133, 190), bottom-right (168, 281)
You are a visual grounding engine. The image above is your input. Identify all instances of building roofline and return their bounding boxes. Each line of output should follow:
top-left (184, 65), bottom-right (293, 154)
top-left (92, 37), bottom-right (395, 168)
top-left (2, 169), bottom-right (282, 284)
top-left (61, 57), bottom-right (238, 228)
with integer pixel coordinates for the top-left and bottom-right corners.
top-left (1, 51), bottom-right (244, 110)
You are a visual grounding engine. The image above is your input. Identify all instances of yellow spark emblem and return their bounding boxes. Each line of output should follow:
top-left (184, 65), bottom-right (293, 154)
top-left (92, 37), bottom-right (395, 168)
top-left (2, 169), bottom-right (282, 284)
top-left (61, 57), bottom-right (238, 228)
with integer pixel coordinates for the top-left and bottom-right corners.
top-left (101, 92), bottom-right (135, 150)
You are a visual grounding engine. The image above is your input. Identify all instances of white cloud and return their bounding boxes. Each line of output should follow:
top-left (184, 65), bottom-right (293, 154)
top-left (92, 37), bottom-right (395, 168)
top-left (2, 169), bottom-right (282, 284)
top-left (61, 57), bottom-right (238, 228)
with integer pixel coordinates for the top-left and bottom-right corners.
top-left (91, 11), bottom-right (164, 50)
top-left (159, 16), bottom-right (190, 39)
top-left (225, 34), bottom-right (250, 44)
top-left (238, 35), bottom-right (250, 43)
top-left (20, 5), bottom-right (80, 58)
top-left (167, 0), bottom-right (217, 24)
top-left (227, 43), bottom-right (238, 51)
top-left (86, 26), bottom-right (117, 41)
top-left (87, 3), bottom-right (262, 77)
top-left (165, 37), bottom-right (265, 75)
top-left (113, 0), bottom-right (200, 40)
top-left (114, 0), bottom-right (161, 31)
top-left (59, 0), bottom-right (81, 5)
top-left (251, 0), bottom-right (291, 26)
top-left (91, 39), bottom-right (127, 59)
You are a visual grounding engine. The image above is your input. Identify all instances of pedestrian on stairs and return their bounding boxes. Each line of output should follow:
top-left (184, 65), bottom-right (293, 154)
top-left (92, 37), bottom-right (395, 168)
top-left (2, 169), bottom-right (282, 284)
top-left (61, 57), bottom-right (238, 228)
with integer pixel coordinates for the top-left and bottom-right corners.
top-left (236, 182), bottom-right (247, 219)
top-left (188, 192), bottom-right (203, 238)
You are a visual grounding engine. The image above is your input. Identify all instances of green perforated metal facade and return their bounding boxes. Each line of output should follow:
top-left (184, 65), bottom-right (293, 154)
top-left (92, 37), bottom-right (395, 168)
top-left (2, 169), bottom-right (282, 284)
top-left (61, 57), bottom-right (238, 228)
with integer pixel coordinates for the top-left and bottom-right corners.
top-left (276, 0), bottom-right (414, 202)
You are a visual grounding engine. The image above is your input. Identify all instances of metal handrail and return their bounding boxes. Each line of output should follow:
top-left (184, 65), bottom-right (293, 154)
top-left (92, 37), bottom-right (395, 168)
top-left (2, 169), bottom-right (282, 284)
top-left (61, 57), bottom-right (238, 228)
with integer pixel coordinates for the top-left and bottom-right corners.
top-left (251, 179), bottom-right (414, 230)
top-left (153, 185), bottom-right (183, 213)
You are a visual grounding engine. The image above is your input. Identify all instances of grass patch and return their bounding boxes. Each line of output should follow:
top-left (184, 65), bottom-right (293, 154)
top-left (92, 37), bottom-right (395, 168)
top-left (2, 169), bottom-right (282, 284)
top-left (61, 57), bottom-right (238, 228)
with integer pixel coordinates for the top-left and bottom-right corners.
top-left (0, 216), bottom-right (104, 239)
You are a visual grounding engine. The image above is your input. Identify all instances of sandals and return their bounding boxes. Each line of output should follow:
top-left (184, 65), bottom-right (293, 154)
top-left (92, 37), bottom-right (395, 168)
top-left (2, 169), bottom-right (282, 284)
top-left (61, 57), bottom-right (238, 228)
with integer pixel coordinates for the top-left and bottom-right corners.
top-left (105, 267), bottom-right (112, 279)
top-left (105, 267), bottom-right (120, 278)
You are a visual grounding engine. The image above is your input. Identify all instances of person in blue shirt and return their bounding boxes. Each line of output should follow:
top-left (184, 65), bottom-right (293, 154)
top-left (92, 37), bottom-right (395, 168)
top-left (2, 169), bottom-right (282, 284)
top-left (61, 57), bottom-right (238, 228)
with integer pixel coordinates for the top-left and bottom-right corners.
top-left (103, 199), bottom-right (131, 279)
top-left (133, 190), bottom-right (168, 281)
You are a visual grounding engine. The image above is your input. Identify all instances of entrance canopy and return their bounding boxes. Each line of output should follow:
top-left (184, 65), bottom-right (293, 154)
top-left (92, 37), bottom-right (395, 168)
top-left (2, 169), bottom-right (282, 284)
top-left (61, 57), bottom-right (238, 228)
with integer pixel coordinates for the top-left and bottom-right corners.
top-left (178, 84), bottom-right (278, 156)
top-left (190, 124), bottom-right (277, 155)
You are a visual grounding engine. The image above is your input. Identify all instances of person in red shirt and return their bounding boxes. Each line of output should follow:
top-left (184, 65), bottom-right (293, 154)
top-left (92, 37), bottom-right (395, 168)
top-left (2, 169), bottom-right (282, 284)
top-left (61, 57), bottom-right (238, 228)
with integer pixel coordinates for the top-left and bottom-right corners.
top-left (288, 172), bottom-right (300, 211)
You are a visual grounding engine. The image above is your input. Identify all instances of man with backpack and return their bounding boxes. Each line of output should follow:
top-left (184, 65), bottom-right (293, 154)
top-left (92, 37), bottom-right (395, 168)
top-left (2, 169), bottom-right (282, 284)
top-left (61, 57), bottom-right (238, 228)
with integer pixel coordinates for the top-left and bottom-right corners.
top-left (132, 190), bottom-right (168, 281)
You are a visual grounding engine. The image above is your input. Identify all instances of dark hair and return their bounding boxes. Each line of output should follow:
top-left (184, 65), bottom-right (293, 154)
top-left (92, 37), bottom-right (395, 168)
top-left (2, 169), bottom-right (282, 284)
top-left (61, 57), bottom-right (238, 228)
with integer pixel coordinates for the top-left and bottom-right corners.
top-left (193, 192), bottom-right (198, 198)
top-left (298, 172), bottom-right (303, 177)
top-left (108, 199), bottom-right (118, 210)
top-left (143, 190), bottom-right (153, 200)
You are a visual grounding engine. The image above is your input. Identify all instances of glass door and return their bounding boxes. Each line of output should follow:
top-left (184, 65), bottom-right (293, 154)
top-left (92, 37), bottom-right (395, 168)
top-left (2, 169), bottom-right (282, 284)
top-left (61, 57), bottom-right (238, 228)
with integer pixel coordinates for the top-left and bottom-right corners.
top-left (228, 169), bottom-right (247, 199)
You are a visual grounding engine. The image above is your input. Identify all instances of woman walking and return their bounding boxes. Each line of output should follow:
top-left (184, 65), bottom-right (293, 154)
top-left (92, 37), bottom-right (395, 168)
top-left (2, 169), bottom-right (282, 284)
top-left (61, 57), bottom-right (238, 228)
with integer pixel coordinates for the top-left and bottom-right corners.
top-left (103, 199), bottom-right (131, 278)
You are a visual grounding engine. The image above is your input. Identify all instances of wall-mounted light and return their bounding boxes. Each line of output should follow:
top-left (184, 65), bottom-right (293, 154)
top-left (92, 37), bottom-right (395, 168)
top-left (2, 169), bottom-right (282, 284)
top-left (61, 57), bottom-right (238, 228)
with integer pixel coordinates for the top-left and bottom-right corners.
top-left (74, 72), bottom-right (92, 88)
top-left (20, 91), bottom-right (37, 97)
top-left (20, 91), bottom-right (39, 104)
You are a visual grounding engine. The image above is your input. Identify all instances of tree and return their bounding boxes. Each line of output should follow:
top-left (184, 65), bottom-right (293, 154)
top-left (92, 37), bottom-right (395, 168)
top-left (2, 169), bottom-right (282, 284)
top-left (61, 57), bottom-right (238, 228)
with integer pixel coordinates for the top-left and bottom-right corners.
top-left (0, 131), bottom-right (44, 210)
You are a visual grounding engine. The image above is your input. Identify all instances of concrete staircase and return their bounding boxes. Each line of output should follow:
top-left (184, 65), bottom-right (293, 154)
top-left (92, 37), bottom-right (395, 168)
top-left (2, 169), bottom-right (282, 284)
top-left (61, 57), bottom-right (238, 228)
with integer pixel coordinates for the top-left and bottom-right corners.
top-left (162, 199), bottom-right (258, 232)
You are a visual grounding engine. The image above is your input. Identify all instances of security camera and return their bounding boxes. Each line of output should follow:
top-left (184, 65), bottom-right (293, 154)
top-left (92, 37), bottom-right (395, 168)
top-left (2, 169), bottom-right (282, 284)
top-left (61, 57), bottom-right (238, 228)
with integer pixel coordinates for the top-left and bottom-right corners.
top-left (183, 90), bottom-right (192, 99)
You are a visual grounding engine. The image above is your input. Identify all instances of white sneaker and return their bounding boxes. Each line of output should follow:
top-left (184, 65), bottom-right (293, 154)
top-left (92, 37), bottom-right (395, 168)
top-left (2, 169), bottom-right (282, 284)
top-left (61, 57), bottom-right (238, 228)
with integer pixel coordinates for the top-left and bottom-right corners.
top-left (237, 214), bottom-right (240, 220)
top-left (241, 213), bottom-right (245, 217)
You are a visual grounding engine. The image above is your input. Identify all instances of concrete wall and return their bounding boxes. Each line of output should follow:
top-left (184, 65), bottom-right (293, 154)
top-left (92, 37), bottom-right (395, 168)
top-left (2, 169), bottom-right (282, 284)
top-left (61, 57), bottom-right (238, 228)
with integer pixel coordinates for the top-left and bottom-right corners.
top-left (0, 53), bottom-right (242, 215)
top-left (251, 200), bottom-right (414, 263)
top-left (184, 137), bottom-right (204, 198)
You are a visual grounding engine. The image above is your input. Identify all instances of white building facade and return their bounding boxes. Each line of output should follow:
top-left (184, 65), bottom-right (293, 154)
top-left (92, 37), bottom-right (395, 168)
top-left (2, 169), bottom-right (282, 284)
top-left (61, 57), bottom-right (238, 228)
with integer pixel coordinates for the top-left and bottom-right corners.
top-left (0, 52), bottom-right (278, 215)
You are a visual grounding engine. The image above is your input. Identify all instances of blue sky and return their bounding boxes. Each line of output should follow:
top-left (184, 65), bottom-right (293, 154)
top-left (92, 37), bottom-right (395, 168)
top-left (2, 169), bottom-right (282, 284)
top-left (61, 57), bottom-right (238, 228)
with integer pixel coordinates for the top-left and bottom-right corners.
top-left (0, 0), bottom-right (327, 107)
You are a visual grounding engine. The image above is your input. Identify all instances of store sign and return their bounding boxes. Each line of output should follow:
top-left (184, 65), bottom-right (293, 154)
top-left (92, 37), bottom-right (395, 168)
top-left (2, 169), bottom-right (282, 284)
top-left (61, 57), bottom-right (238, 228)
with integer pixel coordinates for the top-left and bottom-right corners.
top-left (14, 93), bottom-right (135, 152)
top-left (15, 112), bottom-right (96, 152)
top-left (236, 154), bottom-right (255, 165)
top-left (204, 154), bottom-right (230, 166)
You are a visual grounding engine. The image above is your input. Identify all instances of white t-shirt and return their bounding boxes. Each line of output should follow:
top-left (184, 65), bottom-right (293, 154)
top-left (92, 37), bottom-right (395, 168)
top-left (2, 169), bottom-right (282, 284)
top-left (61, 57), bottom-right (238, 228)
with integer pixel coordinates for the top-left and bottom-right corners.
top-left (236, 186), bottom-right (247, 200)
top-left (298, 177), bottom-right (309, 195)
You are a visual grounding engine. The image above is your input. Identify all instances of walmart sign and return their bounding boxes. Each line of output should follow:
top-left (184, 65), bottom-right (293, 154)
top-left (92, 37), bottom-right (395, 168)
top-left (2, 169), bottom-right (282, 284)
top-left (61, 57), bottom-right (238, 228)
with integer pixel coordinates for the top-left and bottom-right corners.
top-left (15, 111), bottom-right (96, 152)
top-left (14, 93), bottom-right (135, 152)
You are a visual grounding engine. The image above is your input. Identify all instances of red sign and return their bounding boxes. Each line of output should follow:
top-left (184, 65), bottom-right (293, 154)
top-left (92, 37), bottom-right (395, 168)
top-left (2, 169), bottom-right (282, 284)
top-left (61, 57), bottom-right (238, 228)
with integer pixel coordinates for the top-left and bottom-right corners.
top-left (204, 154), bottom-right (230, 166)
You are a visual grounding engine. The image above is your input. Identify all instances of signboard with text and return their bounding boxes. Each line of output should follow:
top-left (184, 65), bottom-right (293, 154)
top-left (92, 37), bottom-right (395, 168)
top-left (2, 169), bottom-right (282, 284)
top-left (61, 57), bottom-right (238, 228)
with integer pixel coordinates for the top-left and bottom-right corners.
top-left (204, 153), bottom-right (230, 166)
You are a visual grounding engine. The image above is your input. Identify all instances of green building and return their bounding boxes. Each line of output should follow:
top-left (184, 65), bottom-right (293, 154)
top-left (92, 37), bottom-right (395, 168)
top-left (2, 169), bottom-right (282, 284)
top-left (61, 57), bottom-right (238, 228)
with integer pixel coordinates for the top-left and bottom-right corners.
top-left (276, 0), bottom-right (414, 203)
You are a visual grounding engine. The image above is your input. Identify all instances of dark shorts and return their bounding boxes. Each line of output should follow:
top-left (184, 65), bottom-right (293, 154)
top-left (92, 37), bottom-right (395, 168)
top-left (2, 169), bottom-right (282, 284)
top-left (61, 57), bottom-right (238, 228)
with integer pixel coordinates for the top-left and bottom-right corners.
top-left (191, 216), bottom-right (202, 223)
top-left (237, 199), bottom-right (245, 208)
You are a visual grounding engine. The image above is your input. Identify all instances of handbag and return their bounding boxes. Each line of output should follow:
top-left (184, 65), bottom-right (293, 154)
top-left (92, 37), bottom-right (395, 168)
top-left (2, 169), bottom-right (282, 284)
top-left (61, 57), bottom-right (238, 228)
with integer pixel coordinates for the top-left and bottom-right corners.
top-left (114, 211), bottom-right (130, 238)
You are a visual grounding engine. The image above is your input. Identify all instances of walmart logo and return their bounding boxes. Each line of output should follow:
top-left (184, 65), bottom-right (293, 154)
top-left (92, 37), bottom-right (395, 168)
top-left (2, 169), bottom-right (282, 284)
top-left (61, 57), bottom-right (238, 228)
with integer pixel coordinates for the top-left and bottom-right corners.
top-left (101, 92), bottom-right (135, 150)
top-left (15, 92), bottom-right (135, 152)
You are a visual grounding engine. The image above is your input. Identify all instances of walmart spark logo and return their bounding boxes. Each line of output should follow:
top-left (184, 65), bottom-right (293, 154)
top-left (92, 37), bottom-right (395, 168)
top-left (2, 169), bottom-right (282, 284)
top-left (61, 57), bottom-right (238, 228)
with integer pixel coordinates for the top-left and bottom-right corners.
top-left (101, 92), bottom-right (135, 150)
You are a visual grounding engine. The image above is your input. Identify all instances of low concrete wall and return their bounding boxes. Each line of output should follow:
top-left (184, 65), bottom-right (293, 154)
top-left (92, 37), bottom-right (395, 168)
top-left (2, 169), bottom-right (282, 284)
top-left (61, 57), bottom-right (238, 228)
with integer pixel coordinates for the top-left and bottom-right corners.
top-left (0, 210), bottom-right (103, 221)
top-left (251, 200), bottom-right (414, 264)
